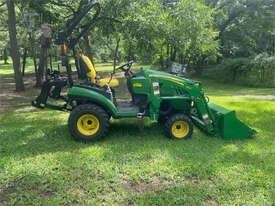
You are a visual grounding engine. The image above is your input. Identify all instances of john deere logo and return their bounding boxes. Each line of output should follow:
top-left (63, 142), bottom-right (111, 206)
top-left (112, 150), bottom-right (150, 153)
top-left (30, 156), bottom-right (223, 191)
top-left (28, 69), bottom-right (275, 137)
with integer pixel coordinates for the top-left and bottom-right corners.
top-left (133, 83), bottom-right (143, 88)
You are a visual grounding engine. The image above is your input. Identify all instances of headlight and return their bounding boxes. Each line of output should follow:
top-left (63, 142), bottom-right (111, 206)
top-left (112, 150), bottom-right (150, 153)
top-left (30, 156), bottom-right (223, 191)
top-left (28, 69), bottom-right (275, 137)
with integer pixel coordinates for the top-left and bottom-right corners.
top-left (194, 83), bottom-right (200, 87)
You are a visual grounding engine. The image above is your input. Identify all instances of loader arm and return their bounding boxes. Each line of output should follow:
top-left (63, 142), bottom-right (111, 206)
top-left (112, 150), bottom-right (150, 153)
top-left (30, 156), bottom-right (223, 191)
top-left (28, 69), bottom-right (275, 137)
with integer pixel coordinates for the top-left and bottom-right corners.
top-left (174, 81), bottom-right (217, 135)
top-left (145, 70), bottom-right (217, 134)
top-left (144, 69), bottom-right (256, 139)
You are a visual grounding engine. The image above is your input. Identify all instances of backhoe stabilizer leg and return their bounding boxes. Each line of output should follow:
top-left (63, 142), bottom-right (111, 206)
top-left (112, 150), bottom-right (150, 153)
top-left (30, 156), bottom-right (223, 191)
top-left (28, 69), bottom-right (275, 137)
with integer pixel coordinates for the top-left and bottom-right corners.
top-left (32, 79), bottom-right (67, 109)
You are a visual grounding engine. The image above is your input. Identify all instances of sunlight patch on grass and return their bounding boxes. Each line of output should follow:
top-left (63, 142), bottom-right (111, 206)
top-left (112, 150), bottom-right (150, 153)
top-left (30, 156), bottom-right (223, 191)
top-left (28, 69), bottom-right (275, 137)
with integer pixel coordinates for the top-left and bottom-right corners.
top-left (222, 144), bottom-right (239, 153)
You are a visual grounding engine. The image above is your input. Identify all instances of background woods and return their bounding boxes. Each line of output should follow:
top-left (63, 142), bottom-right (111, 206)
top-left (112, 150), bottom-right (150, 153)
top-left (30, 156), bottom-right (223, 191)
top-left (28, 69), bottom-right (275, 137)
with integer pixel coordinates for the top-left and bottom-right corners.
top-left (1, 0), bottom-right (275, 89)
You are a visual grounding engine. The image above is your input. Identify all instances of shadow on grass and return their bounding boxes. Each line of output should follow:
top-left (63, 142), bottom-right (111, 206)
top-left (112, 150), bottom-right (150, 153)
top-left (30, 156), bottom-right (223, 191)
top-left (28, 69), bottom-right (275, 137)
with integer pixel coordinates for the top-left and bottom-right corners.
top-left (0, 112), bottom-right (272, 170)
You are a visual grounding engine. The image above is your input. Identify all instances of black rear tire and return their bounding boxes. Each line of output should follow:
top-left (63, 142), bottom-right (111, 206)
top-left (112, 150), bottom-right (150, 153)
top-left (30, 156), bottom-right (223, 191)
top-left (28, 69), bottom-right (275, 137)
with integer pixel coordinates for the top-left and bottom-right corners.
top-left (164, 113), bottom-right (193, 140)
top-left (158, 115), bottom-right (168, 125)
top-left (68, 104), bottom-right (110, 142)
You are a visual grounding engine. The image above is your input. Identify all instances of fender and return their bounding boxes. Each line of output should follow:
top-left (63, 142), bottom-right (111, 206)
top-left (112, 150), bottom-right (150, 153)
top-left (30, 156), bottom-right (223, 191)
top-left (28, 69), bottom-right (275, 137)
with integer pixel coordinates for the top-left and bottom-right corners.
top-left (68, 86), bottom-right (118, 116)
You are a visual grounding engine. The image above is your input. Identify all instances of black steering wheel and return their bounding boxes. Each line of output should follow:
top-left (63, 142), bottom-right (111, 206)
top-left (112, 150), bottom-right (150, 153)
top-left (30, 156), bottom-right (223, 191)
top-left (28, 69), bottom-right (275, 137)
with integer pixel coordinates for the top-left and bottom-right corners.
top-left (107, 60), bottom-right (134, 85)
top-left (116, 60), bottom-right (134, 76)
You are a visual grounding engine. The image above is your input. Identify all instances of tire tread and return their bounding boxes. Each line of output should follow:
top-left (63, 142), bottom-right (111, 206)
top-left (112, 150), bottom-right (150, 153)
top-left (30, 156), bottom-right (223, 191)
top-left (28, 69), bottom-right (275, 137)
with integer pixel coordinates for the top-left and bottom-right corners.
top-left (68, 104), bottom-right (109, 141)
top-left (164, 113), bottom-right (193, 140)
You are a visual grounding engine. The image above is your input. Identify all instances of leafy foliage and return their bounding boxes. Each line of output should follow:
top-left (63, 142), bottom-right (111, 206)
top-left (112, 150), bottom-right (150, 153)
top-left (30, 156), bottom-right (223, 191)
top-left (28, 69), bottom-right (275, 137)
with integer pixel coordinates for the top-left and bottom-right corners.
top-left (208, 0), bottom-right (275, 57)
top-left (204, 53), bottom-right (275, 87)
top-left (1, 0), bottom-right (275, 88)
top-left (251, 53), bottom-right (275, 85)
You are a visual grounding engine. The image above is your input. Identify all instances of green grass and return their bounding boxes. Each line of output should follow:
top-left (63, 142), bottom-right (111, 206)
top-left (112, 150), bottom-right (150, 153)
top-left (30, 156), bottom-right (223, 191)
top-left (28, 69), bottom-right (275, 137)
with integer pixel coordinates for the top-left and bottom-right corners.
top-left (199, 79), bottom-right (275, 96)
top-left (0, 60), bottom-right (275, 205)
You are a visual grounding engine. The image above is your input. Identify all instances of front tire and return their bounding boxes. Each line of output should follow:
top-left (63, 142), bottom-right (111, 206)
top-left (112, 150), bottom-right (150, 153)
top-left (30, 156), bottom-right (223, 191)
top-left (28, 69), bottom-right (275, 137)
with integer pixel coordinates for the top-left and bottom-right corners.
top-left (165, 114), bottom-right (193, 140)
top-left (68, 104), bottom-right (109, 141)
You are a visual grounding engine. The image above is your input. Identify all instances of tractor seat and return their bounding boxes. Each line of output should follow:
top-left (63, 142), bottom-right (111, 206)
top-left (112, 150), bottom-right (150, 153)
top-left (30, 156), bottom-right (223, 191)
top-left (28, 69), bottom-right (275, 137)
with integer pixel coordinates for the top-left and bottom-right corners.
top-left (80, 55), bottom-right (119, 88)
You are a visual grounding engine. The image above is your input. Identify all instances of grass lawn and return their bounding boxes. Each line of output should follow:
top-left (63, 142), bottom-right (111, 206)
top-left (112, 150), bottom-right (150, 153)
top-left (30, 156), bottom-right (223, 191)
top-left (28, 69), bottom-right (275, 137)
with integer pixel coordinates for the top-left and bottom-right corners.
top-left (0, 60), bottom-right (275, 205)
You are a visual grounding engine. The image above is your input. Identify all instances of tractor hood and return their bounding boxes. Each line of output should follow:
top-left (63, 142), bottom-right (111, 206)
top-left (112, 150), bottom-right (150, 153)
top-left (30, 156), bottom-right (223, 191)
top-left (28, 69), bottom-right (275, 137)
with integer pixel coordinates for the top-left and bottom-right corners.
top-left (142, 68), bottom-right (202, 89)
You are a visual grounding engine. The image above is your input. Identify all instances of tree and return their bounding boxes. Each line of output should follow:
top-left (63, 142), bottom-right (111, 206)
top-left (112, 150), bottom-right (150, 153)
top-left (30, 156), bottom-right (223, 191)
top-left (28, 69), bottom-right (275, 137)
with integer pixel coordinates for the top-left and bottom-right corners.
top-left (3, 48), bottom-right (8, 64)
top-left (36, 24), bottom-right (52, 87)
top-left (0, 1), bottom-right (9, 64)
top-left (207, 0), bottom-right (275, 57)
top-left (122, 0), bottom-right (218, 72)
top-left (6, 0), bottom-right (24, 91)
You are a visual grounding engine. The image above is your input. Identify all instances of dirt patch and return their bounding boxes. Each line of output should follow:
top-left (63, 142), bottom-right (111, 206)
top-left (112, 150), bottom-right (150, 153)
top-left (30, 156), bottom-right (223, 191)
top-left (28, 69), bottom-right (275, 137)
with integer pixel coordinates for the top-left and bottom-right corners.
top-left (41, 191), bottom-right (54, 200)
top-left (121, 176), bottom-right (215, 194)
top-left (121, 176), bottom-right (163, 194)
top-left (203, 199), bottom-right (218, 206)
top-left (120, 201), bottom-right (134, 206)
top-left (0, 178), bottom-right (26, 202)
top-left (0, 74), bottom-right (40, 112)
top-left (0, 177), bottom-right (55, 203)
top-left (73, 188), bottom-right (87, 196)
top-left (186, 178), bottom-right (215, 188)
top-left (152, 176), bottom-right (161, 185)
top-left (0, 184), bottom-right (17, 202)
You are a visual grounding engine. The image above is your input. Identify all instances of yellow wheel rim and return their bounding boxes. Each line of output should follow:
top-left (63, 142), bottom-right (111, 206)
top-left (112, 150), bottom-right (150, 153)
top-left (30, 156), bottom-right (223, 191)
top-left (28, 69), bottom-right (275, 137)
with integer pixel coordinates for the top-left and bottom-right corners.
top-left (171, 120), bottom-right (189, 139)
top-left (77, 114), bottom-right (100, 136)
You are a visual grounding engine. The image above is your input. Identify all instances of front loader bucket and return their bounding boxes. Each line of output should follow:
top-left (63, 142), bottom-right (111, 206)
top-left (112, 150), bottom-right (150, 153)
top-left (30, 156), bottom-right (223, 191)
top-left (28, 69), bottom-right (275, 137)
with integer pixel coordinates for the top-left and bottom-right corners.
top-left (208, 103), bottom-right (257, 139)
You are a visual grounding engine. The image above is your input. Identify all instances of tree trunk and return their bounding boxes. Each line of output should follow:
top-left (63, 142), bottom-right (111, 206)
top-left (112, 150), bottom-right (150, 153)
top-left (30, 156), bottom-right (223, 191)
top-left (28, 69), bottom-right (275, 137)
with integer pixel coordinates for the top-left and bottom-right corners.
top-left (83, 34), bottom-right (94, 64)
top-left (166, 44), bottom-right (170, 69)
top-left (22, 48), bottom-right (27, 76)
top-left (36, 40), bottom-right (48, 87)
top-left (170, 47), bottom-right (177, 62)
top-left (49, 53), bottom-right (53, 72)
top-left (33, 55), bottom-right (38, 74)
top-left (3, 48), bottom-right (8, 64)
top-left (45, 49), bottom-right (48, 81)
top-left (179, 53), bottom-right (184, 64)
top-left (272, 38), bottom-right (275, 56)
top-left (127, 40), bottom-right (134, 62)
top-left (113, 37), bottom-right (121, 71)
top-left (55, 48), bottom-right (58, 62)
top-left (28, 33), bottom-right (38, 80)
top-left (36, 25), bottom-right (51, 87)
top-left (194, 57), bottom-right (206, 77)
top-left (160, 45), bottom-right (164, 69)
top-left (6, 0), bottom-right (24, 91)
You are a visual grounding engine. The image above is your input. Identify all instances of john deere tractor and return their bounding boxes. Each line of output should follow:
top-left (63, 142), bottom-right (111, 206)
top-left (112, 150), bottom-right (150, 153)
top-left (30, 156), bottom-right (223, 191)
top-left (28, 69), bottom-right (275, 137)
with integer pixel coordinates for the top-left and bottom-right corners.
top-left (32, 0), bottom-right (256, 141)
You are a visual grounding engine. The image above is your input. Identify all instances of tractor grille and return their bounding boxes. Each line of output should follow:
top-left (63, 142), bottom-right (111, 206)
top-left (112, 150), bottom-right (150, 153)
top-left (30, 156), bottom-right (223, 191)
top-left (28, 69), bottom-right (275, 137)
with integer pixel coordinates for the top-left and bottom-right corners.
top-left (175, 87), bottom-right (188, 96)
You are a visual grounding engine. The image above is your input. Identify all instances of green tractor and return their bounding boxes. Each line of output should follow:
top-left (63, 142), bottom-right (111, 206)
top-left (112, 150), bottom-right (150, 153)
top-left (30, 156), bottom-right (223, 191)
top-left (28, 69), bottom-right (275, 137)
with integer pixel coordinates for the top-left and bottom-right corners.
top-left (32, 0), bottom-right (256, 141)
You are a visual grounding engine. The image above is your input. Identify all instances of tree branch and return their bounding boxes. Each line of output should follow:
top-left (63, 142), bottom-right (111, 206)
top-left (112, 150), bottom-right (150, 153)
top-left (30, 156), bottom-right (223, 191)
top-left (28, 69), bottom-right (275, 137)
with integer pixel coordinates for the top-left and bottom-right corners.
top-left (50, 1), bottom-right (76, 14)
top-left (104, 37), bottom-right (115, 54)
top-left (97, 16), bottom-right (122, 24)
top-left (0, 2), bottom-right (5, 8)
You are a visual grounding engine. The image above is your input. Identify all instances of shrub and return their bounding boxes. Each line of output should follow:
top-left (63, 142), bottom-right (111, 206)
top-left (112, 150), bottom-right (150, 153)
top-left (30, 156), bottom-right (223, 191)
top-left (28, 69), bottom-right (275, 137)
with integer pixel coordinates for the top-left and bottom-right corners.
top-left (203, 54), bottom-right (275, 87)
top-left (251, 53), bottom-right (275, 86)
